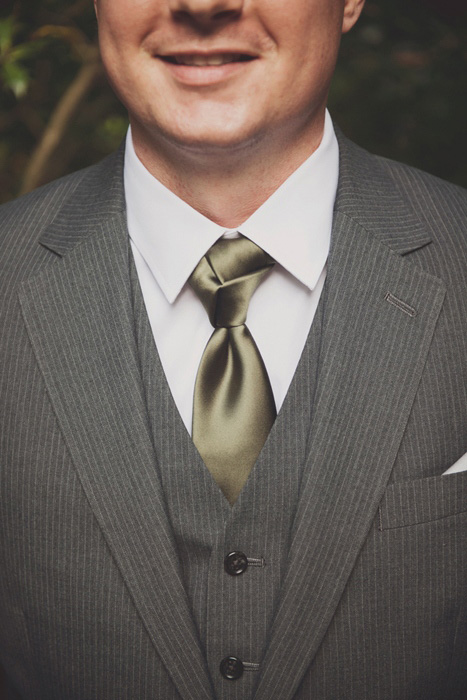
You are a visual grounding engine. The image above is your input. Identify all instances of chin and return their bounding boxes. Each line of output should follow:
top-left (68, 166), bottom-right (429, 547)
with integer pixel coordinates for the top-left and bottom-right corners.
top-left (153, 100), bottom-right (263, 150)
top-left (167, 112), bottom-right (269, 152)
top-left (149, 126), bottom-right (257, 158)
top-left (177, 132), bottom-right (257, 153)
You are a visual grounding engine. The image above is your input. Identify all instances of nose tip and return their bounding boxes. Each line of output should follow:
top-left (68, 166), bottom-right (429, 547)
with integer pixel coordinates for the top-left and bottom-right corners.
top-left (169, 0), bottom-right (244, 25)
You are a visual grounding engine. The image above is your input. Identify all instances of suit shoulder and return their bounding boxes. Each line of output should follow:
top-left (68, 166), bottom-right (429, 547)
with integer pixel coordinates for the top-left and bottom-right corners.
top-left (343, 135), bottom-right (466, 250)
top-left (379, 157), bottom-right (467, 264)
top-left (336, 133), bottom-right (466, 293)
top-left (0, 154), bottom-right (118, 237)
top-left (0, 150), bottom-right (124, 287)
top-left (377, 153), bottom-right (467, 213)
top-left (339, 132), bottom-right (467, 220)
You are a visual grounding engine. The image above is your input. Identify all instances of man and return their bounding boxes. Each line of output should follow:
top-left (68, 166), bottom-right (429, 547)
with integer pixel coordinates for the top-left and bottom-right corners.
top-left (0, 0), bottom-right (465, 698)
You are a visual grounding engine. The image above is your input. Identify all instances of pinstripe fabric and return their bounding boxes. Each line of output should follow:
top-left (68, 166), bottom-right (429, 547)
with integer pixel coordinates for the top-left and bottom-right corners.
top-left (1, 155), bottom-right (210, 700)
top-left (0, 134), bottom-right (466, 699)
top-left (297, 508), bottom-right (466, 699)
top-left (254, 138), bottom-right (467, 700)
top-left (130, 252), bottom-right (324, 699)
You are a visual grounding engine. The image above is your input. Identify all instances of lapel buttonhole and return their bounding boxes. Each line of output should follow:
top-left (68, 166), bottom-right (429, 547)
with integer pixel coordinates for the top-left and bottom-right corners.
top-left (384, 292), bottom-right (417, 318)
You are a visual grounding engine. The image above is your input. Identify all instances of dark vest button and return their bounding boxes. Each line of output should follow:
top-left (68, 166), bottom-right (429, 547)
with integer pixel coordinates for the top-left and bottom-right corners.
top-left (224, 551), bottom-right (248, 576)
top-left (220, 656), bottom-right (244, 680)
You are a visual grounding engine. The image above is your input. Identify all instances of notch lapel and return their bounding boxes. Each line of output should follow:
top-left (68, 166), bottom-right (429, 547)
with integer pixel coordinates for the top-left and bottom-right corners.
top-left (18, 153), bottom-right (214, 700)
top-left (254, 137), bottom-right (446, 700)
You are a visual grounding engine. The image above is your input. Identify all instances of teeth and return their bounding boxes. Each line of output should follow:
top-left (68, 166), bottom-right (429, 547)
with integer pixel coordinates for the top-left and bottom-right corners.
top-left (173, 53), bottom-right (244, 66)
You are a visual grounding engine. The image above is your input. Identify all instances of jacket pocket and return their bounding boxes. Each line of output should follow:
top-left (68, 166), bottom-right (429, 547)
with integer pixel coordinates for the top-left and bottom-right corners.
top-left (378, 472), bottom-right (467, 530)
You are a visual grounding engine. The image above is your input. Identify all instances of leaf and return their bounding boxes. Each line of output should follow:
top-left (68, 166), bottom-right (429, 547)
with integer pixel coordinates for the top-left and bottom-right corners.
top-left (0, 17), bottom-right (18, 55)
top-left (9, 40), bottom-right (47, 62)
top-left (2, 61), bottom-right (30, 98)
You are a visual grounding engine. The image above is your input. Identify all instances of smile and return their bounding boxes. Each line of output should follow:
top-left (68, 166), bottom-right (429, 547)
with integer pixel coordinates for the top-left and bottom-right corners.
top-left (161, 53), bottom-right (255, 67)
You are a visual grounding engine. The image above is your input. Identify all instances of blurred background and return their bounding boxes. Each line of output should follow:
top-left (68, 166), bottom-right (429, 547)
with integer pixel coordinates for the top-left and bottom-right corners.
top-left (0, 0), bottom-right (466, 695)
top-left (0, 0), bottom-right (466, 202)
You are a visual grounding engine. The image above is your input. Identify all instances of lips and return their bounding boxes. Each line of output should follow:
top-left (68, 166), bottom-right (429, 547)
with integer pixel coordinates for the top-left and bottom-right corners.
top-left (156, 49), bottom-right (258, 87)
top-left (160, 53), bottom-right (255, 67)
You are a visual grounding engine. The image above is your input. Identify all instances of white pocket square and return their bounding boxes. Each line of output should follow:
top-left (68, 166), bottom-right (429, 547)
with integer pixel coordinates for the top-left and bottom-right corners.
top-left (442, 452), bottom-right (467, 475)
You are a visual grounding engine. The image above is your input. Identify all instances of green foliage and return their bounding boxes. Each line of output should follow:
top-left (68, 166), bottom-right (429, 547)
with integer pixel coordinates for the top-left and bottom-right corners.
top-left (0, 0), bottom-right (466, 203)
top-left (0, 16), bottom-right (45, 97)
top-left (0, 0), bottom-right (126, 202)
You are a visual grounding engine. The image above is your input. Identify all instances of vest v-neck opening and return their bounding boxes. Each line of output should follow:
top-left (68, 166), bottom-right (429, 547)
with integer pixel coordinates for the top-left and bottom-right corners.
top-left (129, 248), bottom-right (326, 698)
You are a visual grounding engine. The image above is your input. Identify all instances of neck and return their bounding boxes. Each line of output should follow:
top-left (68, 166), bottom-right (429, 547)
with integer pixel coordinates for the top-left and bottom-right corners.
top-left (131, 117), bottom-right (326, 228)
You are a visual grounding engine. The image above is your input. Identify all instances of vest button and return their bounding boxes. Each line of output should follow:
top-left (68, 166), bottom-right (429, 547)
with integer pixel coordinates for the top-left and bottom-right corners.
top-left (224, 551), bottom-right (248, 576)
top-left (220, 656), bottom-right (244, 680)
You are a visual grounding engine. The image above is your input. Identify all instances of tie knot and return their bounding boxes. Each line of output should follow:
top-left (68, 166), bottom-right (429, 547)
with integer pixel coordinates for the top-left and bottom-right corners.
top-left (189, 236), bottom-right (274, 328)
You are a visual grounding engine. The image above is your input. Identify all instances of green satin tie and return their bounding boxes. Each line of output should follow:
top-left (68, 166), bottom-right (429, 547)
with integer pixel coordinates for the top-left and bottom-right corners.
top-left (189, 236), bottom-right (276, 504)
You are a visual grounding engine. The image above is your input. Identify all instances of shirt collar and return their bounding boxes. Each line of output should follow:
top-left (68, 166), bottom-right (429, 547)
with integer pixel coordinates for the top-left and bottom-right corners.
top-left (124, 110), bottom-right (339, 303)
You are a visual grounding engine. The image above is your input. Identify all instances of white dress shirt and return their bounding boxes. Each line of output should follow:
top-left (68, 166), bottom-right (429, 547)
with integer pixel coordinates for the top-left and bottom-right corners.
top-left (124, 111), bottom-right (339, 434)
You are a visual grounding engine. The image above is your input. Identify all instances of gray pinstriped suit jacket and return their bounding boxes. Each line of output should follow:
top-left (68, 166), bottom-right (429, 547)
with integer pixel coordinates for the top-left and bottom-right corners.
top-left (0, 133), bottom-right (466, 699)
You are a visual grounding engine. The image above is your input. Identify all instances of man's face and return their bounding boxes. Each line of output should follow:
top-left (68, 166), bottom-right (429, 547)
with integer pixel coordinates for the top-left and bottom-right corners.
top-left (95, 0), bottom-right (364, 155)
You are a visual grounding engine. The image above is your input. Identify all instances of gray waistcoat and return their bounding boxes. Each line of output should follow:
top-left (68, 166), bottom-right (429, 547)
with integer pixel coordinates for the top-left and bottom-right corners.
top-left (130, 257), bottom-right (325, 699)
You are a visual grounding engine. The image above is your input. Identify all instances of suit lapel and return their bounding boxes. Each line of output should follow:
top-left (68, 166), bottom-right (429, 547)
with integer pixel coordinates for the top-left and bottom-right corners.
top-left (18, 152), bottom-right (214, 700)
top-left (17, 136), bottom-right (448, 700)
top-left (254, 137), bottom-right (446, 700)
